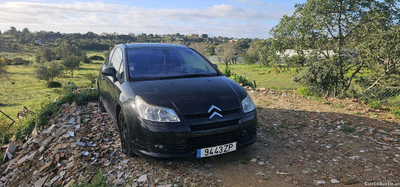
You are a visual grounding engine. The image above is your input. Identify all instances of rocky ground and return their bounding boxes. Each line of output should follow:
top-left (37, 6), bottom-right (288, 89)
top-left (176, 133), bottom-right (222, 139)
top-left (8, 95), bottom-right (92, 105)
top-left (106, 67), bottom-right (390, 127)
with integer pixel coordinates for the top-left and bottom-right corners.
top-left (0, 87), bottom-right (399, 187)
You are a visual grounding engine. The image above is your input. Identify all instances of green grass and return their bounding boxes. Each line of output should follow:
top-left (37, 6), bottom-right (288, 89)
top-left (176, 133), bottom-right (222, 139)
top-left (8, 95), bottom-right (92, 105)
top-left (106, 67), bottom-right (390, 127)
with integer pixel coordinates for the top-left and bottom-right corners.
top-left (216, 63), bottom-right (299, 90)
top-left (0, 61), bottom-right (103, 119)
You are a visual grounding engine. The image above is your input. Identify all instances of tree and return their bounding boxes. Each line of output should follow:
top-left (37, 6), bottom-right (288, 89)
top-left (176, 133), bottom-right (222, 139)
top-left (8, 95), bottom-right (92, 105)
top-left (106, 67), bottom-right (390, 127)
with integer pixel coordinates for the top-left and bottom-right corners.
top-left (62, 55), bottom-right (81, 76)
top-left (257, 39), bottom-right (280, 66)
top-left (35, 47), bottom-right (56, 63)
top-left (355, 1), bottom-right (400, 90)
top-left (271, 0), bottom-right (377, 96)
top-left (216, 42), bottom-right (236, 66)
top-left (4, 26), bottom-right (17, 35)
top-left (22, 28), bottom-right (30, 34)
top-left (242, 43), bottom-right (259, 66)
top-left (201, 34), bottom-right (208, 38)
top-left (190, 43), bottom-right (208, 56)
top-left (34, 61), bottom-right (63, 83)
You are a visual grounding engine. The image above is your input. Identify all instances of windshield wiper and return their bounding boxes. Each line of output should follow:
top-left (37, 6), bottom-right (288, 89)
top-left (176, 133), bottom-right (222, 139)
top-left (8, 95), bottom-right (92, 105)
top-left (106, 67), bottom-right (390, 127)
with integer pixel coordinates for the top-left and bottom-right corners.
top-left (162, 73), bottom-right (218, 79)
top-left (131, 73), bottom-right (219, 81)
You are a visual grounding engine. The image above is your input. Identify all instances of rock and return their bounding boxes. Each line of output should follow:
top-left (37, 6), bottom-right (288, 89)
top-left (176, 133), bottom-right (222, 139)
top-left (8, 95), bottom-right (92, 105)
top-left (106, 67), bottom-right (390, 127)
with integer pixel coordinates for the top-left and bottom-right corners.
top-left (344, 179), bottom-right (359, 185)
top-left (49, 175), bottom-right (60, 185)
top-left (28, 150), bottom-right (39, 160)
top-left (137, 174), bottom-right (147, 182)
top-left (68, 117), bottom-right (76, 124)
top-left (255, 171), bottom-right (265, 176)
top-left (64, 179), bottom-right (75, 187)
top-left (314, 180), bottom-right (326, 185)
top-left (39, 161), bottom-right (54, 173)
top-left (301, 170), bottom-right (310, 174)
top-left (114, 179), bottom-right (125, 186)
top-left (276, 171), bottom-right (289, 175)
top-left (31, 126), bottom-right (39, 138)
top-left (117, 172), bottom-right (124, 179)
top-left (258, 161), bottom-right (264, 166)
top-left (17, 154), bottom-right (30, 165)
top-left (76, 141), bottom-right (85, 147)
top-left (34, 176), bottom-right (48, 187)
top-left (331, 179), bottom-right (340, 184)
top-left (204, 163), bottom-right (213, 168)
top-left (250, 158), bottom-right (257, 162)
top-left (4, 141), bottom-right (17, 159)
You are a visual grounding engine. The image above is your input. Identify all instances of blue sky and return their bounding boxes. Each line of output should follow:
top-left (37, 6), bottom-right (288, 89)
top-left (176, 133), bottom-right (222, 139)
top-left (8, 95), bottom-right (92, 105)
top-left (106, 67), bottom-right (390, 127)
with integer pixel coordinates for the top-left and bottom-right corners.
top-left (0, 0), bottom-right (306, 38)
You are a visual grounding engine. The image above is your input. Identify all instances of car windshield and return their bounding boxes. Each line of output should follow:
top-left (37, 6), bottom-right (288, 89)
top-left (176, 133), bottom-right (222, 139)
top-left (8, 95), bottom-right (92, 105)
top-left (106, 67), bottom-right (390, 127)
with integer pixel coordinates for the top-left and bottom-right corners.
top-left (127, 48), bottom-right (219, 80)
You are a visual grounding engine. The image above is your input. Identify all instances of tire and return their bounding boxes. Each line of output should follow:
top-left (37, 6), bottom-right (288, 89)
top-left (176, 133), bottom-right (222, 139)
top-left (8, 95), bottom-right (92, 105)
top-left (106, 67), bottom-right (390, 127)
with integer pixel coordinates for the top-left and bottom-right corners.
top-left (118, 110), bottom-right (133, 156)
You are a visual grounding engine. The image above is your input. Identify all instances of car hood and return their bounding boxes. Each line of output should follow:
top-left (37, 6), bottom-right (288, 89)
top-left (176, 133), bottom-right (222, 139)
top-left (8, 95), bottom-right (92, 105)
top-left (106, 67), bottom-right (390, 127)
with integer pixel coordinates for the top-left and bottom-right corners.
top-left (129, 76), bottom-right (247, 116)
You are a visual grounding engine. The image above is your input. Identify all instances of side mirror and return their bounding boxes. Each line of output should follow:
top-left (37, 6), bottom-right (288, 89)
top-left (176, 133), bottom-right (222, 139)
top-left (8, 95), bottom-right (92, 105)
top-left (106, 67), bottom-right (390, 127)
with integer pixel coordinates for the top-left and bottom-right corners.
top-left (212, 64), bottom-right (218, 69)
top-left (102, 67), bottom-right (117, 82)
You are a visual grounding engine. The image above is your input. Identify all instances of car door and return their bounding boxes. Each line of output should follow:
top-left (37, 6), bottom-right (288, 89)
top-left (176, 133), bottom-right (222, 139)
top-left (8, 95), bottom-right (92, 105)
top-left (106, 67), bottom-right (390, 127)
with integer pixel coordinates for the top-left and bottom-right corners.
top-left (104, 47), bottom-right (124, 119)
top-left (99, 49), bottom-right (115, 112)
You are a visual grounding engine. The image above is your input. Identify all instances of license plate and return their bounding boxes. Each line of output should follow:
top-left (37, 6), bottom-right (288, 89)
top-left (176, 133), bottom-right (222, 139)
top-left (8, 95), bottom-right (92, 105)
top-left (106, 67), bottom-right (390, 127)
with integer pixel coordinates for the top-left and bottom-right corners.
top-left (196, 142), bottom-right (237, 158)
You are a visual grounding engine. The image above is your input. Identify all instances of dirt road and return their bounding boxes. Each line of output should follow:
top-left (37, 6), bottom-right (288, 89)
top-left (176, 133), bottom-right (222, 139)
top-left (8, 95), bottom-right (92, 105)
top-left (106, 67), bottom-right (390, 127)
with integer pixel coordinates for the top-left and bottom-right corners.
top-left (1, 88), bottom-right (399, 186)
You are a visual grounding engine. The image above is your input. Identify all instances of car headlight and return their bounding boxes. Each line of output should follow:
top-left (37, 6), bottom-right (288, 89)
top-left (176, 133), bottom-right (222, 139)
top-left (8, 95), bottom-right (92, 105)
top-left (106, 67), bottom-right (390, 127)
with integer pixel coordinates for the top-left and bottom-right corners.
top-left (242, 94), bottom-right (255, 113)
top-left (134, 96), bottom-right (180, 122)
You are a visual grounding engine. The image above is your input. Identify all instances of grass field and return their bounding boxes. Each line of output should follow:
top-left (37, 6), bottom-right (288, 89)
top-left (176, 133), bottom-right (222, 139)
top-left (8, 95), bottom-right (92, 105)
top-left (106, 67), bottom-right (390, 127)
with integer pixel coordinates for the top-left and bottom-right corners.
top-left (221, 63), bottom-right (299, 90)
top-left (0, 61), bottom-right (103, 120)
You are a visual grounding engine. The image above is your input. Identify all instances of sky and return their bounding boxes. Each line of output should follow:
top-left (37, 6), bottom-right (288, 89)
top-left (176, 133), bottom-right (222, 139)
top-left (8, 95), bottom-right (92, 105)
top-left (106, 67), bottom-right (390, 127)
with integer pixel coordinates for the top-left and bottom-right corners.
top-left (0, 0), bottom-right (306, 38)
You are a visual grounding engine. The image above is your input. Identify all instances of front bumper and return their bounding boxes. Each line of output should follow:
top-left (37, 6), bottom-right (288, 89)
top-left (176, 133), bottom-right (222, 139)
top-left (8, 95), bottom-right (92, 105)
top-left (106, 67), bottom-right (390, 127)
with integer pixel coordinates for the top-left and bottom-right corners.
top-left (126, 110), bottom-right (257, 159)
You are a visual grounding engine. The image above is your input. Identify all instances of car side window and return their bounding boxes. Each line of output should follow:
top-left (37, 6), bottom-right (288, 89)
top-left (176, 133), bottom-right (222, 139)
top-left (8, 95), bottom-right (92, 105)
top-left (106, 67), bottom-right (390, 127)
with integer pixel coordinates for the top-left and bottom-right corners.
top-left (106, 49), bottom-right (116, 67)
top-left (110, 48), bottom-right (123, 70)
top-left (118, 58), bottom-right (125, 81)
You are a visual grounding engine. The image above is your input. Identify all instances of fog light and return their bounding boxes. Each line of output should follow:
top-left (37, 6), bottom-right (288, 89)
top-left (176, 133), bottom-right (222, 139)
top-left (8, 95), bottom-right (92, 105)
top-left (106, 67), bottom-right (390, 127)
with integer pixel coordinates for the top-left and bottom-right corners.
top-left (155, 144), bottom-right (164, 150)
top-left (241, 129), bottom-right (248, 137)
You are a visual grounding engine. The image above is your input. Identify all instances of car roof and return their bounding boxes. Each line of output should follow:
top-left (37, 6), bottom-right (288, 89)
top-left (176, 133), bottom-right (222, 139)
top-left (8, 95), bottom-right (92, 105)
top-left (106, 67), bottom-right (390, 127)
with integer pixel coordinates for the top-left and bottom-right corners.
top-left (122, 43), bottom-right (188, 49)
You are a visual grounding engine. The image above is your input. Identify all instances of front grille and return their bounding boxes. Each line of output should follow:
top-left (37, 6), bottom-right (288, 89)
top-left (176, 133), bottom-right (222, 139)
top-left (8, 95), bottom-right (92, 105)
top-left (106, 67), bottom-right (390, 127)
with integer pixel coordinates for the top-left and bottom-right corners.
top-left (165, 129), bottom-right (256, 153)
top-left (189, 119), bottom-right (239, 132)
top-left (183, 108), bottom-right (241, 120)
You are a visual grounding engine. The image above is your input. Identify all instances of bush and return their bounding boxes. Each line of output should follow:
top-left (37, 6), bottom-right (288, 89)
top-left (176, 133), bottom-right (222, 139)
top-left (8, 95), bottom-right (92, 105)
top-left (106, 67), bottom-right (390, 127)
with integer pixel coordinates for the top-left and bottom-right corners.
top-left (221, 66), bottom-right (232, 77)
top-left (34, 61), bottom-right (64, 84)
top-left (83, 73), bottom-right (97, 87)
top-left (367, 101), bottom-right (382, 110)
top-left (297, 87), bottom-right (311, 96)
top-left (388, 96), bottom-right (400, 107)
top-left (9, 58), bottom-right (31, 65)
top-left (229, 74), bottom-right (254, 87)
top-left (47, 81), bottom-right (62, 88)
top-left (62, 82), bottom-right (78, 95)
top-left (390, 108), bottom-right (400, 119)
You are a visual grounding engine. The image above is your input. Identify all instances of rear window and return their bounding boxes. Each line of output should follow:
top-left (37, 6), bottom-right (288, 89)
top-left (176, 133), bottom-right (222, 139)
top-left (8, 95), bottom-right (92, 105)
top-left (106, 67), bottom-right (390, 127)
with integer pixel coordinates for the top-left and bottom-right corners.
top-left (127, 48), bottom-right (218, 79)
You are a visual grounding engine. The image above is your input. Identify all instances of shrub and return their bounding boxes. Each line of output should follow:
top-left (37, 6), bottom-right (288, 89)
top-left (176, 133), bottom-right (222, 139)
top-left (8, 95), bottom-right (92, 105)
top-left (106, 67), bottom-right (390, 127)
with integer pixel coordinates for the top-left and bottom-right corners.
top-left (83, 73), bottom-right (97, 87)
top-left (221, 66), bottom-right (232, 77)
top-left (297, 87), bottom-right (311, 96)
top-left (62, 82), bottom-right (78, 95)
top-left (34, 61), bottom-right (64, 84)
top-left (229, 74), bottom-right (254, 87)
top-left (390, 108), bottom-right (400, 119)
top-left (388, 96), bottom-right (400, 107)
top-left (367, 101), bottom-right (382, 110)
top-left (47, 82), bottom-right (62, 88)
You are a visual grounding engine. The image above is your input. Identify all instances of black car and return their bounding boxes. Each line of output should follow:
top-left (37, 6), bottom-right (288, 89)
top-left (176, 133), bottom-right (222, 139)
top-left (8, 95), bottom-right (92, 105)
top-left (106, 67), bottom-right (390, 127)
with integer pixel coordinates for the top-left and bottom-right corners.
top-left (98, 43), bottom-right (257, 159)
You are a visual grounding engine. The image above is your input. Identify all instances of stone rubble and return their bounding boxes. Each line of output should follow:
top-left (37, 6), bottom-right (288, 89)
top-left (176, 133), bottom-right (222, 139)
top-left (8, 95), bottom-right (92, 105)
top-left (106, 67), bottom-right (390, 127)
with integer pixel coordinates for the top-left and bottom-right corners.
top-left (0, 102), bottom-right (218, 186)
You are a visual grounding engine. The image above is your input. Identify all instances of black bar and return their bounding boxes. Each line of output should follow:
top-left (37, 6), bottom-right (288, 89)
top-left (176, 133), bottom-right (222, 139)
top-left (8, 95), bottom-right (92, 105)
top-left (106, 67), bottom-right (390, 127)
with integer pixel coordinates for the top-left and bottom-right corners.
top-left (0, 110), bottom-right (14, 122)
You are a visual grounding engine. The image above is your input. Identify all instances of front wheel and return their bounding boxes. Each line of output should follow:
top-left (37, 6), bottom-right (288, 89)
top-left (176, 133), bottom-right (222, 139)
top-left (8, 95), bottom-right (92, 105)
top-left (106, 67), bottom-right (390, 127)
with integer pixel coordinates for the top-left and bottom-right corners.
top-left (118, 110), bottom-right (133, 156)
